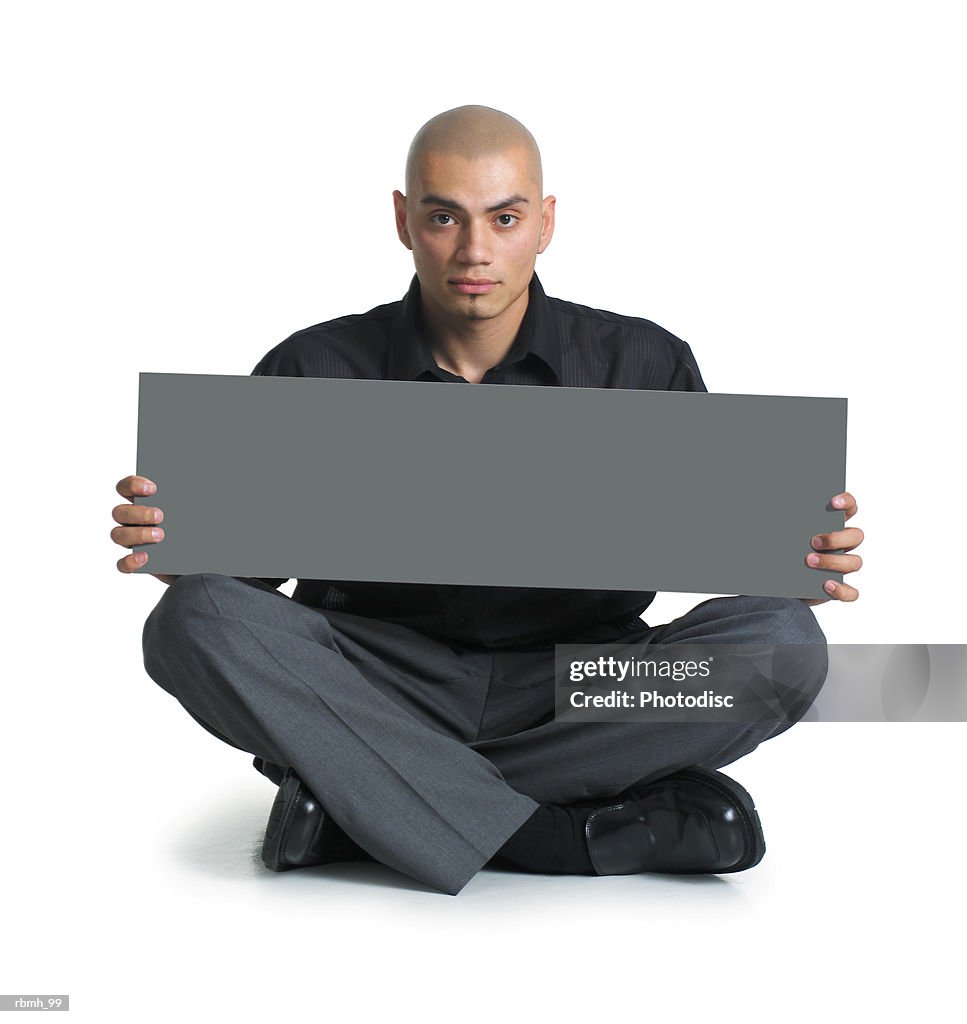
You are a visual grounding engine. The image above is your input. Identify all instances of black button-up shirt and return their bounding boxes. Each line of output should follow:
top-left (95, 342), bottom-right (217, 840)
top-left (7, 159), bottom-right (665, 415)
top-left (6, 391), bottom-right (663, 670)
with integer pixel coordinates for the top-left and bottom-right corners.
top-left (250, 273), bottom-right (707, 650)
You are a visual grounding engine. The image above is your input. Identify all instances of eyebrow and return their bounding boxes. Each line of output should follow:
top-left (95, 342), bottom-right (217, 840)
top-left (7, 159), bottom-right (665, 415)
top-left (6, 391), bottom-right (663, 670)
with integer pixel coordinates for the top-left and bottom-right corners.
top-left (419, 193), bottom-right (530, 214)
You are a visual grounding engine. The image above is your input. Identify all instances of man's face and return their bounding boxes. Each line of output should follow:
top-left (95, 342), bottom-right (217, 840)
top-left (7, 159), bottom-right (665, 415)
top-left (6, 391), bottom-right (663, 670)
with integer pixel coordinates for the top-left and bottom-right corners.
top-left (393, 146), bottom-right (555, 328)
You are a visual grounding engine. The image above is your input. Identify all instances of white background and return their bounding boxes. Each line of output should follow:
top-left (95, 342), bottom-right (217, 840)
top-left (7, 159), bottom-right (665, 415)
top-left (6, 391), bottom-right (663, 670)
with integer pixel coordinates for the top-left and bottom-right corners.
top-left (2, 2), bottom-right (964, 1022)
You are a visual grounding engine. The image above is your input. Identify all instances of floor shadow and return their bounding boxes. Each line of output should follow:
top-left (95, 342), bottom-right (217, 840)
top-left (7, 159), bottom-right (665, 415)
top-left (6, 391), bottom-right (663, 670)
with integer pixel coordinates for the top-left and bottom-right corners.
top-left (170, 788), bottom-right (750, 902)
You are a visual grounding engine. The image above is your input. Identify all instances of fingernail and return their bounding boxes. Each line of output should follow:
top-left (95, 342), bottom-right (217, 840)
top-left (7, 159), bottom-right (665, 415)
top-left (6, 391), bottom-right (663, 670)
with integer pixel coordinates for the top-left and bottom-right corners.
top-left (152, 509), bottom-right (162, 522)
top-left (812, 536), bottom-right (823, 548)
top-left (824, 580), bottom-right (837, 593)
top-left (833, 495), bottom-right (845, 506)
top-left (135, 552), bottom-right (147, 563)
top-left (807, 554), bottom-right (821, 567)
top-left (151, 528), bottom-right (163, 540)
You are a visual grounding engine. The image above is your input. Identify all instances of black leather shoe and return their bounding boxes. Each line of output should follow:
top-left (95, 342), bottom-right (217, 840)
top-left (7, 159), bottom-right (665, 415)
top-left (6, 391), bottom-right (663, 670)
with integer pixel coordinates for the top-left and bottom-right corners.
top-left (585, 767), bottom-right (766, 875)
top-left (261, 768), bottom-right (370, 871)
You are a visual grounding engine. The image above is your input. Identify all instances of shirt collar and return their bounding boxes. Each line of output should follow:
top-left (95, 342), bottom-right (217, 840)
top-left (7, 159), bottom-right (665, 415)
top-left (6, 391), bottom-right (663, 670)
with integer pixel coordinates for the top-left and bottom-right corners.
top-left (387, 272), bottom-right (564, 384)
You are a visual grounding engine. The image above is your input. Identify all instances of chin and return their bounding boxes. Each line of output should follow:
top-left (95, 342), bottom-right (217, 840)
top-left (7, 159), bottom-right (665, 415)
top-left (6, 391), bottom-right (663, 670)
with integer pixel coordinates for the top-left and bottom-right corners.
top-left (463, 303), bottom-right (500, 322)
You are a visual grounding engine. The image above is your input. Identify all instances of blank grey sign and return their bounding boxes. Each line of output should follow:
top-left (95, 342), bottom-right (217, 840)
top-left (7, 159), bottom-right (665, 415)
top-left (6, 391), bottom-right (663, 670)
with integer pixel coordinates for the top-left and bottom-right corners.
top-left (134, 373), bottom-right (847, 599)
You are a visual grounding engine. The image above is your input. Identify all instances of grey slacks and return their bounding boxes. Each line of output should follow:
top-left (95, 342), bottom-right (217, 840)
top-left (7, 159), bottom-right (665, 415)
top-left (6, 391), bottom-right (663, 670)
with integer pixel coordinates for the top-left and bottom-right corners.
top-left (142, 573), bottom-right (828, 894)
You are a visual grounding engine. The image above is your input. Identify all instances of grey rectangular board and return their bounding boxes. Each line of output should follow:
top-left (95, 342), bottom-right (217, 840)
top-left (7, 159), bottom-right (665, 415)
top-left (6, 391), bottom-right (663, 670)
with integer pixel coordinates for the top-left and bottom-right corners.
top-left (134, 373), bottom-right (847, 598)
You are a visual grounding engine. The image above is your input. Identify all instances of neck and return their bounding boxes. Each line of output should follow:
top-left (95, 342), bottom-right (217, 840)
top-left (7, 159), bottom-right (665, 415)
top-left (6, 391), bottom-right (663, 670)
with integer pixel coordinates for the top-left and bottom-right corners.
top-left (421, 287), bottom-right (530, 384)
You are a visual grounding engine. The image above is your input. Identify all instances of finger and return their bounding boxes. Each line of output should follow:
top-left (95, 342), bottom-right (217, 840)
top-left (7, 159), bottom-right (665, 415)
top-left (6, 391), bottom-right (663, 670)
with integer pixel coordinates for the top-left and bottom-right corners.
top-left (112, 503), bottom-right (164, 526)
top-left (812, 527), bottom-right (864, 552)
top-left (110, 525), bottom-right (165, 549)
top-left (820, 579), bottom-right (860, 602)
top-left (806, 552), bottom-right (863, 574)
top-left (116, 475), bottom-right (158, 500)
top-left (117, 550), bottom-right (150, 574)
top-left (831, 492), bottom-right (858, 521)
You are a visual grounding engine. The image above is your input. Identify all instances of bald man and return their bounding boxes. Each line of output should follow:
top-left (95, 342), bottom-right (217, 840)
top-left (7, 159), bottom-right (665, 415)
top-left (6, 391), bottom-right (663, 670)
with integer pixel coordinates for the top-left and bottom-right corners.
top-left (115, 106), bottom-right (864, 895)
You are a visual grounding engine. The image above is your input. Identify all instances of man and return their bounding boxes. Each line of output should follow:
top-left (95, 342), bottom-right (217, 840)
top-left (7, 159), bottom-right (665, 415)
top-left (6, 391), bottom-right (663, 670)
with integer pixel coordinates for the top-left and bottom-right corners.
top-left (112, 106), bottom-right (864, 895)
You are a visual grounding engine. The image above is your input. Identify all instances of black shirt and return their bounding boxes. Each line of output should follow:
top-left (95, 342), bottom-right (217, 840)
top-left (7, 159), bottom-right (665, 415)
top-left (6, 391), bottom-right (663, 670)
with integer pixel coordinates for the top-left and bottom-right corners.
top-left (251, 273), bottom-right (707, 650)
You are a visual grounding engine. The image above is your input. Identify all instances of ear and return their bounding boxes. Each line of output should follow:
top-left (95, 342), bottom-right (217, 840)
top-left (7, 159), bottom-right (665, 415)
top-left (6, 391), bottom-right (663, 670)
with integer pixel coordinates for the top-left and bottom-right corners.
top-left (393, 190), bottom-right (412, 250)
top-left (537, 195), bottom-right (556, 254)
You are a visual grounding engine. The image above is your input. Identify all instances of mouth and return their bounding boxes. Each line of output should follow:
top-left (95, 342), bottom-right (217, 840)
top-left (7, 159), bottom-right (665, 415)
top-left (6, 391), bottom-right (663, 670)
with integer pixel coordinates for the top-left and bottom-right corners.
top-left (450, 278), bottom-right (498, 295)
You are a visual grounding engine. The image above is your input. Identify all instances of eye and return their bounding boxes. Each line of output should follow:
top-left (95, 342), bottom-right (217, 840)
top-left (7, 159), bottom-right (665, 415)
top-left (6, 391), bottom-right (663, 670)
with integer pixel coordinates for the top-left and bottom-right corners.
top-left (430, 213), bottom-right (455, 226)
top-left (495, 213), bottom-right (519, 227)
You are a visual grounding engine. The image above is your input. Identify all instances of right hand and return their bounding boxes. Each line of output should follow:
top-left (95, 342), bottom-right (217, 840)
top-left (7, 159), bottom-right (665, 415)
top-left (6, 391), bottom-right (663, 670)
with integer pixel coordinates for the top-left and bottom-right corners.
top-left (112, 475), bottom-right (179, 585)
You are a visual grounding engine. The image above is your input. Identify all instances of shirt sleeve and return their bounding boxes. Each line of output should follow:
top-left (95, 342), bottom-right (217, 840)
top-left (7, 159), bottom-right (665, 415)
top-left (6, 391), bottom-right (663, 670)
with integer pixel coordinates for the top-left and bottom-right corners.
top-left (249, 342), bottom-right (292, 377)
top-left (668, 339), bottom-right (708, 394)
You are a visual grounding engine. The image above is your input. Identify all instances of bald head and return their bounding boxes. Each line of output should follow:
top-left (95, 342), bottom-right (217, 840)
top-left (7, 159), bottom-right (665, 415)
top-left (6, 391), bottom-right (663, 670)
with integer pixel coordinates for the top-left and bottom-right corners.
top-left (405, 105), bottom-right (543, 195)
top-left (392, 105), bottom-right (556, 330)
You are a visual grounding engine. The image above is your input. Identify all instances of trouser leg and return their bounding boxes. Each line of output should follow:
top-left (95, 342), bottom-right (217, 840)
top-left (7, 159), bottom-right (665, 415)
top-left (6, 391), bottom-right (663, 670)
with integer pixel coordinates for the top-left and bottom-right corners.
top-left (470, 595), bottom-right (829, 805)
top-left (141, 573), bottom-right (537, 895)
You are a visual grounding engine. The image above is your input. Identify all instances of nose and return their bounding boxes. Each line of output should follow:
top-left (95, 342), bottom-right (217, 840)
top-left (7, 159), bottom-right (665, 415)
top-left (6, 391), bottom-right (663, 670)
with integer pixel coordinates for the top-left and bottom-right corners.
top-left (456, 219), bottom-right (492, 266)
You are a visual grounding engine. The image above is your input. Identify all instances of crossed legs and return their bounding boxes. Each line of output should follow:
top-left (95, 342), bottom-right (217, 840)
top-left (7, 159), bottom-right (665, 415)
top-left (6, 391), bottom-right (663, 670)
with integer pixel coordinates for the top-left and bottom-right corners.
top-left (142, 574), bottom-right (827, 893)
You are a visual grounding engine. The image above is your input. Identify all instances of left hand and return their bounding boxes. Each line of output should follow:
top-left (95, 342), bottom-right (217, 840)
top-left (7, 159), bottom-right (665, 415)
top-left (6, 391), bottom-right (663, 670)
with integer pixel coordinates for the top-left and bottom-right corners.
top-left (801, 491), bottom-right (864, 606)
